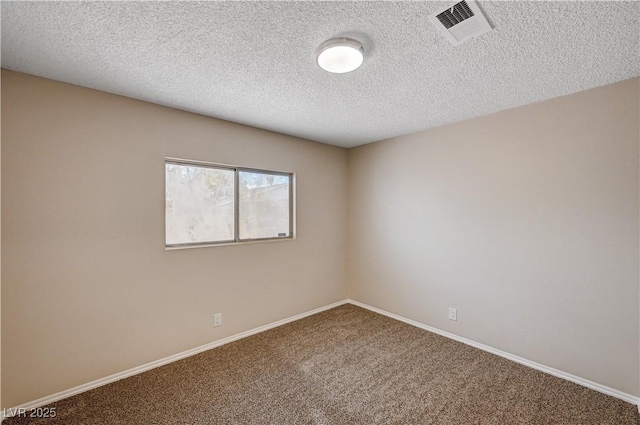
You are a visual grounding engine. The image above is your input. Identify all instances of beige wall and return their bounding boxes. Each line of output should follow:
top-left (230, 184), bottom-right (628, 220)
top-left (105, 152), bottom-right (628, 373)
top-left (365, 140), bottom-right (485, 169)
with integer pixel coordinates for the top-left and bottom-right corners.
top-left (349, 78), bottom-right (640, 396)
top-left (1, 70), bottom-right (349, 408)
top-left (2, 69), bottom-right (639, 408)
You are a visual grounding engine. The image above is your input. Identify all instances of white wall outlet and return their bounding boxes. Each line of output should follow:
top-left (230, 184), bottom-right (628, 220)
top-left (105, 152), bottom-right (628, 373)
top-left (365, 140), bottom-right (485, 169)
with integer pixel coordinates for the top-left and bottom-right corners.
top-left (448, 308), bottom-right (457, 321)
top-left (214, 313), bottom-right (222, 327)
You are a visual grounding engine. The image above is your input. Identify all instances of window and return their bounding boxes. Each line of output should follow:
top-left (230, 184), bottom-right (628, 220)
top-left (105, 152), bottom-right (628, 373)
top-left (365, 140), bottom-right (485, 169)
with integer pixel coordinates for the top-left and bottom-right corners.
top-left (165, 159), bottom-right (293, 247)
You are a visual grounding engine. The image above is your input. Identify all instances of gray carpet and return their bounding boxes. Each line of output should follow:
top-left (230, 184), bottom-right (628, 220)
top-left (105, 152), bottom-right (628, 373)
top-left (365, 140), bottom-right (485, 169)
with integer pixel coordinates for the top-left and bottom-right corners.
top-left (6, 304), bottom-right (639, 424)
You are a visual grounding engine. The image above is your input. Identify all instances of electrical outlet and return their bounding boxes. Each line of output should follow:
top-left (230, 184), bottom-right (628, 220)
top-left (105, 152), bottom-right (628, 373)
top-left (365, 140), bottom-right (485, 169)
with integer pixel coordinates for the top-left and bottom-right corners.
top-left (448, 308), bottom-right (457, 321)
top-left (214, 313), bottom-right (222, 327)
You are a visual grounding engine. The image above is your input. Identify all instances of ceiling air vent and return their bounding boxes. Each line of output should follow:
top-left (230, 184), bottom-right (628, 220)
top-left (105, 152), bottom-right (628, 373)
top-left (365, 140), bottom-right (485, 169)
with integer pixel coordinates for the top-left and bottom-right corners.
top-left (429, 0), bottom-right (492, 46)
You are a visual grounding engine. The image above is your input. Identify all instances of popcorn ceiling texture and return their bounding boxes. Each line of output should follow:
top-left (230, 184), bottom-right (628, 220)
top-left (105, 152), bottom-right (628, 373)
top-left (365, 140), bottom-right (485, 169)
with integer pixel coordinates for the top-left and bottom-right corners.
top-left (1, 1), bottom-right (639, 148)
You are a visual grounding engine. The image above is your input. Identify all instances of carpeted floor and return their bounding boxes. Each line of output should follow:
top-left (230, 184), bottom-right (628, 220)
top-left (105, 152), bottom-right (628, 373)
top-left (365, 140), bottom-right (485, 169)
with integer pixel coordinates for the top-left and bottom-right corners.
top-left (6, 304), bottom-right (639, 424)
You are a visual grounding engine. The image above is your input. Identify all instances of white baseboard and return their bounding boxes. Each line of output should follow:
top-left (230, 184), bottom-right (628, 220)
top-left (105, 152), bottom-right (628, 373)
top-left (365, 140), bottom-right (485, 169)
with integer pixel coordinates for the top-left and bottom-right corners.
top-left (1, 299), bottom-right (349, 420)
top-left (347, 299), bottom-right (640, 407)
top-left (4, 297), bottom-right (638, 421)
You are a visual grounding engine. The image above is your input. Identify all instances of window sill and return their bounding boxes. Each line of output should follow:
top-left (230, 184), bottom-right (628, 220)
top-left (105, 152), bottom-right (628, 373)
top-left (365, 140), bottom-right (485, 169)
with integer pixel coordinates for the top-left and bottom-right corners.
top-left (165, 236), bottom-right (296, 250)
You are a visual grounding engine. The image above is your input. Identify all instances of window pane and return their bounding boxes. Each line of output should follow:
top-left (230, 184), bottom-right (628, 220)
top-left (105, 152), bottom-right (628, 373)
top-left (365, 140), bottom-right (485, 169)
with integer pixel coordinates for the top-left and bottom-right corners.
top-left (239, 171), bottom-right (290, 240)
top-left (165, 163), bottom-right (234, 245)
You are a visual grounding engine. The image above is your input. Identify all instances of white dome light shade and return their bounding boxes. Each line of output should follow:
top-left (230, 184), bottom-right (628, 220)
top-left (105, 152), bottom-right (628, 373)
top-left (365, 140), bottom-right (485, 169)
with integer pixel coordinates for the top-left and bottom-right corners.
top-left (316, 38), bottom-right (364, 74)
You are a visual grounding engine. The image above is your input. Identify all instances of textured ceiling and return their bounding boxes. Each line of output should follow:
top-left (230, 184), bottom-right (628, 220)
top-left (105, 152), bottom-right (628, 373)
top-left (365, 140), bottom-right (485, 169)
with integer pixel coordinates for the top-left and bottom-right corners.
top-left (2, 1), bottom-right (639, 148)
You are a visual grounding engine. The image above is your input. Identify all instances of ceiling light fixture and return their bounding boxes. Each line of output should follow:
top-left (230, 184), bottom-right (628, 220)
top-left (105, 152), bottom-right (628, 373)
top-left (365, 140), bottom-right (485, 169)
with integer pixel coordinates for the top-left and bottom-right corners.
top-left (316, 37), bottom-right (364, 74)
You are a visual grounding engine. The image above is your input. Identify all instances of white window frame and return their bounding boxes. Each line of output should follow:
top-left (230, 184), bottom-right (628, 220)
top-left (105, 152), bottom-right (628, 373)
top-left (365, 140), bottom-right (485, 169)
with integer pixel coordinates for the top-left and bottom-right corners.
top-left (165, 158), bottom-right (295, 249)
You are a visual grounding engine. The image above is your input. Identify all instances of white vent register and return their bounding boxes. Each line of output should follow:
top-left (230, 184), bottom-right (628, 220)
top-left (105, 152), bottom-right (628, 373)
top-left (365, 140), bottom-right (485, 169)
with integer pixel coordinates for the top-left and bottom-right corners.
top-left (429, 0), bottom-right (492, 46)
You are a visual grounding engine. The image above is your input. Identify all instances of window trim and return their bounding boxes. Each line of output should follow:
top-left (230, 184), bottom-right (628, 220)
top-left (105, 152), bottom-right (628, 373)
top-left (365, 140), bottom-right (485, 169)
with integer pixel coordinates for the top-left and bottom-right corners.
top-left (165, 157), bottom-right (295, 249)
